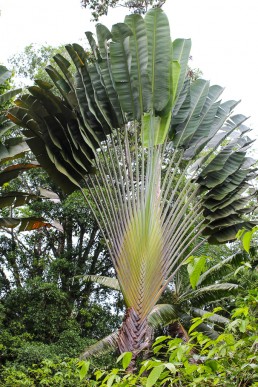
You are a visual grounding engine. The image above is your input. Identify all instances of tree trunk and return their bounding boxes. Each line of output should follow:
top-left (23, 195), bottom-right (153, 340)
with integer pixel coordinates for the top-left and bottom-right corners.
top-left (117, 307), bottom-right (152, 372)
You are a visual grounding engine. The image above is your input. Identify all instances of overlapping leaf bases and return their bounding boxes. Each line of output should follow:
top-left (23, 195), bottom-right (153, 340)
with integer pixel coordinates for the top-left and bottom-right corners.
top-left (8, 7), bottom-right (257, 359)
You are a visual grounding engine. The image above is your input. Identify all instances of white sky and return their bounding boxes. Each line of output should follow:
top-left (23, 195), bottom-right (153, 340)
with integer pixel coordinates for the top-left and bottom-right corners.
top-left (0, 0), bottom-right (258, 137)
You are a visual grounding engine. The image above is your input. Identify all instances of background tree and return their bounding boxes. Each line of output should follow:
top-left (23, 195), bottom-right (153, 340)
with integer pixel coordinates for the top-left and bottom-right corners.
top-left (8, 44), bottom-right (70, 83)
top-left (81, 0), bottom-right (166, 21)
top-left (0, 67), bottom-right (122, 368)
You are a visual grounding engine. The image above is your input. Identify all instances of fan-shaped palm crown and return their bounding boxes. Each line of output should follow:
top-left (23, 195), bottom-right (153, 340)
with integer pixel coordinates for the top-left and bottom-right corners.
top-left (8, 9), bottom-right (257, 364)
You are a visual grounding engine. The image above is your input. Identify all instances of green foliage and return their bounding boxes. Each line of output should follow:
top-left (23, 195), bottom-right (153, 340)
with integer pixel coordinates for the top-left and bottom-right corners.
top-left (81, 0), bottom-right (166, 21)
top-left (0, 358), bottom-right (90, 386)
top-left (3, 279), bottom-right (71, 342)
top-left (2, 296), bottom-right (256, 386)
top-left (85, 296), bottom-right (257, 386)
top-left (8, 44), bottom-right (72, 83)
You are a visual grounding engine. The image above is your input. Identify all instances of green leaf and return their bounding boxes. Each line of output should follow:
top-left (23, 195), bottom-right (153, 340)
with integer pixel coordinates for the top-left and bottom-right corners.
top-left (176, 345), bottom-right (184, 361)
top-left (242, 230), bottom-right (252, 252)
top-left (81, 332), bottom-right (119, 359)
top-left (172, 60), bottom-right (181, 105)
top-left (0, 217), bottom-right (20, 228)
top-left (187, 256), bottom-right (207, 289)
top-left (146, 365), bottom-right (165, 387)
top-left (164, 363), bottom-right (176, 373)
top-left (0, 217), bottom-right (63, 232)
top-left (145, 8), bottom-right (171, 112)
top-left (79, 361), bottom-right (90, 380)
top-left (172, 38), bottom-right (191, 98)
top-left (0, 137), bottom-right (29, 164)
top-left (0, 88), bottom-right (22, 104)
top-left (238, 226), bottom-right (258, 252)
top-left (107, 373), bottom-right (117, 387)
top-left (232, 307), bottom-right (249, 318)
top-left (95, 24), bottom-right (112, 58)
top-left (153, 336), bottom-right (170, 346)
top-left (116, 352), bottom-right (132, 370)
top-left (173, 79), bottom-right (210, 146)
top-left (125, 13), bottom-right (151, 116)
top-left (0, 65), bottom-right (11, 84)
top-left (0, 192), bottom-right (38, 208)
top-left (142, 110), bottom-right (173, 147)
top-left (188, 318), bottom-right (203, 334)
top-left (110, 22), bottom-right (137, 119)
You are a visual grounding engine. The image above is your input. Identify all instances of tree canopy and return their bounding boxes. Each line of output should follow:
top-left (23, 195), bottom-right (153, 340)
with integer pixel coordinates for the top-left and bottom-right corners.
top-left (81, 0), bottom-right (166, 21)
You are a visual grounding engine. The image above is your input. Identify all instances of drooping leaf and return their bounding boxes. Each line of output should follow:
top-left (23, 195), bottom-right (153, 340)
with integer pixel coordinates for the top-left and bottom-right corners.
top-left (39, 187), bottom-right (60, 201)
top-left (0, 137), bottom-right (29, 164)
top-left (81, 331), bottom-right (119, 359)
top-left (148, 304), bottom-right (178, 328)
top-left (82, 275), bottom-right (120, 291)
top-left (0, 162), bottom-right (40, 186)
top-left (0, 217), bottom-right (63, 232)
top-left (191, 308), bottom-right (229, 325)
top-left (181, 283), bottom-right (239, 306)
top-left (197, 251), bottom-right (248, 286)
top-left (0, 192), bottom-right (38, 208)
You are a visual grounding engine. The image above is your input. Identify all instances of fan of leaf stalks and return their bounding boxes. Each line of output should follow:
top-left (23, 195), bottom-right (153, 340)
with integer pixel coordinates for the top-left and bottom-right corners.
top-left (8, 8), bottom-right (257, 370)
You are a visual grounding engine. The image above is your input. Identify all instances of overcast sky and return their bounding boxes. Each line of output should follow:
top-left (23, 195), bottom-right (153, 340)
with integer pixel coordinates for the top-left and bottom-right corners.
top-left (0, 0), bottom-right (258, 137)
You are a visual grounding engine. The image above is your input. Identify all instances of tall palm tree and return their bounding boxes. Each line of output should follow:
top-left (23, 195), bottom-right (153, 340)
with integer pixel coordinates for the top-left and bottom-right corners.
top-left (8, 9), bottom-right (257, 368)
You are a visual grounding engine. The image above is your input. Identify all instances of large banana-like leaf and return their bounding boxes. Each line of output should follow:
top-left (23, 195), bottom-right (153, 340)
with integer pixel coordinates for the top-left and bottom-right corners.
top-left (145, 9), bottom-right (171, 113)
top-left (0, 88), bottom-right (22, 105)
top-left (172, 39), bottom-right (191, 100)
top-left (0, 162), bottom-right (40, 186)
top-left (0, 216), bottom-right (63, 232)
top-left (0, 192), bottom-right (38, 208)
top-left (0, 137), bottom-right (29, 164)
top-left (149, 304), bottom-right (229, 330)
top-left (0, 65), bottom-right (22, 129)
top-left (0, 67), bottom-right (64, 235)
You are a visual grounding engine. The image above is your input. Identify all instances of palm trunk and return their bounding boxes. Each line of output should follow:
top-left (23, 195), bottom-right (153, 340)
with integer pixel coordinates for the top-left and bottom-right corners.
top-left (117, 307), bottom-right (152, 372)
